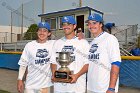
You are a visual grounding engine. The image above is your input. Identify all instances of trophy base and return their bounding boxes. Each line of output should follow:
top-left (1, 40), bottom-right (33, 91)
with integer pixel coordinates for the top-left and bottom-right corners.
top-left (54, 70), bottom-right (73, 83)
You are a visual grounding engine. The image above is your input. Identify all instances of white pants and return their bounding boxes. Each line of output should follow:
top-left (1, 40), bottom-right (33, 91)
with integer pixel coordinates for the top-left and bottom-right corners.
top-left (87, 90), bottom-right (117, 93)
top-left (54, 91), bottom-right (86, 93)
top-left (87, 90), bottom-right (103, 93)
top-left (24, 88), bottom-right (49, 93)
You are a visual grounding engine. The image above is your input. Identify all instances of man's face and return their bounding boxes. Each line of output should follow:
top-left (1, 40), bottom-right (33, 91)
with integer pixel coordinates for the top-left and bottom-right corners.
top-left (87, 20), bottom-right (102, 35)
top-left (62, 23), bottom-right (76, 35)
top-left (37, 28), bottom-right (50, 41)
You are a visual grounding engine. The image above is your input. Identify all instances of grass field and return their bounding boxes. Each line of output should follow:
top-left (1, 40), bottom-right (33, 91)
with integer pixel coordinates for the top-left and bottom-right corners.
top-left (0, 90), bottom-right (10, 93)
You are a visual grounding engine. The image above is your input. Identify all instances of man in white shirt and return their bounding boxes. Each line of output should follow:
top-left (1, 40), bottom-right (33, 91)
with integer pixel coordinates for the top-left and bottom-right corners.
top-left (86, 13), bottom-right (121, 93)
top-left (50, 16), bottom-right (89, 93)
top-left (17, 22), bottom-right (54, 93)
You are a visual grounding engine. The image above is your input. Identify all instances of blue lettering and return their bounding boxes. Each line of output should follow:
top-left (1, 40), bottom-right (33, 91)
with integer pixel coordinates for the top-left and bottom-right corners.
top-left (35, 58), bottom-right (50, 65)
top-left (89, 53), bottom-right (100, 60)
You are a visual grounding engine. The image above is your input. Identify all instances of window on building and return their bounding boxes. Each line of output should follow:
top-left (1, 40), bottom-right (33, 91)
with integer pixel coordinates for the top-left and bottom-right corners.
top-left (45, 19), bottom-right (50, 24)
top-left (45, 18), bottom-right (57, 30)
top-left (59, 17), bottom-right (63, 29)
top-left (50, 18), bottom-right (57, 30)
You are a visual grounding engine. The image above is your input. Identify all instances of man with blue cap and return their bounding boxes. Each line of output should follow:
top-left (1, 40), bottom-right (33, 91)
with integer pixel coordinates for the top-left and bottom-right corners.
top-left (86, 13), bottom-right (121, 93)
top-left (17, 22), bottom-right (54, 93)
top-left (50, 16), bottom-right (89, 93)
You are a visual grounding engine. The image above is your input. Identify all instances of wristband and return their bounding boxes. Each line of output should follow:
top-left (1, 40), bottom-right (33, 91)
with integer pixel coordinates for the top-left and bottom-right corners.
top-left (111, 61), bottom-right (121, 67)
top-left (108, 88), bottom-right (115, 92)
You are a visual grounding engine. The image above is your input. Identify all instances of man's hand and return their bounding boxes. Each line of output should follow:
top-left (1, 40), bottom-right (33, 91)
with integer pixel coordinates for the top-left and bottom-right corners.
top-left (69, 64), bottom-right (88, 83)
top-left (51, 74), bottom-right (55, 83)
top-left (77, 32), bottom-right (85, 40)
top-left (50, 64), bottom-right (57, 83)
top-left (69, 74), bottom-right (79, 83)
top-left (17, 80), bottom-right (24, 93)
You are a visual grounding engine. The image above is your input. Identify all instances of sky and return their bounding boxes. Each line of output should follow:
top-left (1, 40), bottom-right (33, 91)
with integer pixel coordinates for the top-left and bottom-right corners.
top-left (0, 0), bottom-right (140, 30)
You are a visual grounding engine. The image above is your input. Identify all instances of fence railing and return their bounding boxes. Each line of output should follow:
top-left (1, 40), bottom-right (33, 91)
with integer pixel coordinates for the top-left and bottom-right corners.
top-left (0, 40), bottom-right (31, 51)
top-left (0, 38), bottom-right (136, 57)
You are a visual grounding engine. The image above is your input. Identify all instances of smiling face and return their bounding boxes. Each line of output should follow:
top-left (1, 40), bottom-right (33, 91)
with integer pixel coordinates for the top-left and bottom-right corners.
top-left (62, 23), bottom-right (76, 36)
top-left (87, 20), bottom-right (103, 37)
top-left (37, 28), bottom-right (51, 43)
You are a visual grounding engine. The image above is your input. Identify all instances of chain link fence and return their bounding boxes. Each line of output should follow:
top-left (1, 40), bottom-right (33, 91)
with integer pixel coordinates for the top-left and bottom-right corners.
top-left (112, 25), bottom-right (138, 50)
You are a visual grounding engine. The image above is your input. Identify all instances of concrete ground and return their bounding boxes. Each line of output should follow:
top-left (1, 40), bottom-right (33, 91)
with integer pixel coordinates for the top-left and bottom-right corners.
top-left (0, 68), bottom-right (140, 93)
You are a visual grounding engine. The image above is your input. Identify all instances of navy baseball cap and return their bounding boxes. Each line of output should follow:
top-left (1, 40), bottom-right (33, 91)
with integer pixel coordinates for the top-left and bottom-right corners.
top-left (86, 13), bottom-right (103, 23)
top-left (38, 22), bottom-right (51, 31)
top-left (62, 16), bottom-right (76, 24)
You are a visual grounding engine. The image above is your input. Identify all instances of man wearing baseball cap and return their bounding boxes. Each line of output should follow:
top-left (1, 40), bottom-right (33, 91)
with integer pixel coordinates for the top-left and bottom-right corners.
top-left (51, 16), bottom-right (89, 93)
top-left (62, 16), bottom-right (77, 25)
top-left (17, 22), bottom-right (54, 93)
top-left (87, 13), bottom-right (121, 93)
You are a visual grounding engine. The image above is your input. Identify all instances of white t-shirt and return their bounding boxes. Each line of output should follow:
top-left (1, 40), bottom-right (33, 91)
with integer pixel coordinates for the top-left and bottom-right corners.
top-left (18, 40), bottom-right (55, 89)
top-left (87, 32), bottom-right (121, 93)
top-left (50, 37), bottom-right (89, 93)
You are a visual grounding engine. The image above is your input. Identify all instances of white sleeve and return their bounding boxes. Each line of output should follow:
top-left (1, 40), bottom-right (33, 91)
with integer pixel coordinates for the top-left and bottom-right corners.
top-left (81, 40), bottom-right (90, 65)
top-left (17, 65), bottom-right (26, 80)
top-left (50, 42), bottom-right (58, 65)
top-left (107, 36), bottom-right (121, 63)
top-left (18, 44), bottom-right (29, 67)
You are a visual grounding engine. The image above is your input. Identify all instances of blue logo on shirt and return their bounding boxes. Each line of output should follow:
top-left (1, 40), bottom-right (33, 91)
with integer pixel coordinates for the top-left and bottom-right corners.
top-left (35, 49), bottom-right (50, 65)
top-left (89, 44), bottom-right (100, 60)
top-left (62, 46), bottom-right (75, 53)
top-left (89, 44), bottom-right (98, 53)
top-left (36, 49), bottom-right (48, 58)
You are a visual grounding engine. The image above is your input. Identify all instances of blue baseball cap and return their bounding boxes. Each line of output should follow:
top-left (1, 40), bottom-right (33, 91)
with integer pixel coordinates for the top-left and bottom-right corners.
top-left (38, 22), bottom-right (51, 31)
top-left (62, 16), bottom-right (76, 24)
top-left (86, 13), bottom-right (103, 22)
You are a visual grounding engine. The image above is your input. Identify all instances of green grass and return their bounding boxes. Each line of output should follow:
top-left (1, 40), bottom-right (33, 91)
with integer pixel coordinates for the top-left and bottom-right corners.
top-left (0, 90), bottom-right (11, 93)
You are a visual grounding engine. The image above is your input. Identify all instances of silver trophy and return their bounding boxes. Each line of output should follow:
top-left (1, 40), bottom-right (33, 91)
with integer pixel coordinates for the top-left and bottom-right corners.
top-left (54, 52), bottom-right (73, 83)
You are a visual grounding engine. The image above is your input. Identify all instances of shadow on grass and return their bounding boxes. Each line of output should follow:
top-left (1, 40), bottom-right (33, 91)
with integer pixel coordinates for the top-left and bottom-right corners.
top-left (0, 90), bottom-right (11, 93)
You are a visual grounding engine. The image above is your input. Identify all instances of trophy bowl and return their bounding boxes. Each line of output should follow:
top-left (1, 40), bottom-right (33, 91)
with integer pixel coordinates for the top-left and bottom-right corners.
top-left (54, 52), bottom-right (73, 83)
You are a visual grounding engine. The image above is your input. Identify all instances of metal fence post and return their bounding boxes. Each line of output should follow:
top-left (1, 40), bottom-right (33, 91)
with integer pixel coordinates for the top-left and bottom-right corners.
top-left (15, 42), bottom-right (17, 51)
top-left (0, 42), bottom-right (2, 51)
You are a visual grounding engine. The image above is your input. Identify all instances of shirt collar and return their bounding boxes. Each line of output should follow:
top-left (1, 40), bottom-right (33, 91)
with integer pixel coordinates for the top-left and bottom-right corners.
top-left (95, 31), bottom-right (105, 38)
top-left (61, 36), bottom-right (77, 41)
